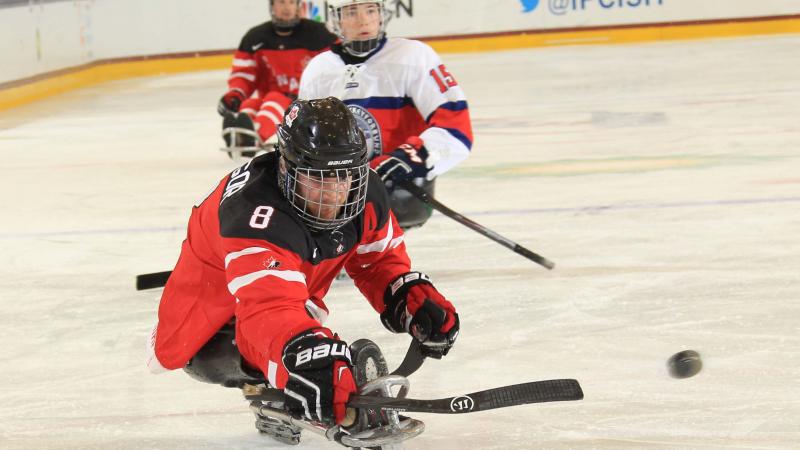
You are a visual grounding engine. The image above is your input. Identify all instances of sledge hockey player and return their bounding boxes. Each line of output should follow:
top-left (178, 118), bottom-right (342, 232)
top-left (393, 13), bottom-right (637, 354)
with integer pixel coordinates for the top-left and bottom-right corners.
top-left (147, 97), bottom-right (460, 444)
top-left (298, 0), bottom-right (473, 229)
top-left (218, 0), bottom-right (336, 154)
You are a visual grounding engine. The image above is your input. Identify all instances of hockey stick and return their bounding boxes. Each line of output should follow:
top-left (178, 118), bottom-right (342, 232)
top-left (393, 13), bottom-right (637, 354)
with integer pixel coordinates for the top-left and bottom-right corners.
top-left (247, 379), bottom-right (581, 448)
top-left (247, 378), bottom-right (583, 414)
top-left (348, 378), bottom-right (583, 414)
top-left (136, 271), bottom-right (171, 290)
top-left (398, 180), bottom-right (555, 270)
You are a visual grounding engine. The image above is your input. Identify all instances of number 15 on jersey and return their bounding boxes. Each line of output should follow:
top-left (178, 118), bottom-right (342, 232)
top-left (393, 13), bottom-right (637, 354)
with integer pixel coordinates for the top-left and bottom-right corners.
top-left (429, 64), bottom-right (458, 93)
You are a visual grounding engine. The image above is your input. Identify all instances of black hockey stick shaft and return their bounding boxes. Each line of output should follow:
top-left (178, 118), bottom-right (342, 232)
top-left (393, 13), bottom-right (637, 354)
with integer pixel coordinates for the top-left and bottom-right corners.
top-left (136, 271), bottom-right (172, 290)
top-left (348, 378), bottom-right (583, 414)
top-left (398, 180), bottom-right (555, 270)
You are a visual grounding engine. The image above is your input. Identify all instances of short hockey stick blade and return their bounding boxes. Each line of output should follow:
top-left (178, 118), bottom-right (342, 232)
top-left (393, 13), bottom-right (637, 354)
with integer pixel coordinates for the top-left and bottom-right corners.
top-left (348, 379), bottom-right (583, 414)
top-left (136, 271), bottom-right (172, 290)
top-left (389, 339), bottom-right (426, 377)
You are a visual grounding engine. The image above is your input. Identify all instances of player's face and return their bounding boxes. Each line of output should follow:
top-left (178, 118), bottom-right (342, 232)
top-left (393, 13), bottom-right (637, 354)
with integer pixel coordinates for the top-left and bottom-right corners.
top-left (272, 0), bottom-right (299, 22)
top-left (339, 3), bottom-right (381, 41)
top-left (295, 171), bottom-right (352, 221)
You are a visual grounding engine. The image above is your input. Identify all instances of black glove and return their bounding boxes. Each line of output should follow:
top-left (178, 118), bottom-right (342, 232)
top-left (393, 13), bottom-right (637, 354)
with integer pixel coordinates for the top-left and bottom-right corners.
top-left (372, 136), bottom-right (430, 186)
top-left (281, 328), bottom-right (357, 425)
top-left (380, 272), bottom-right (459, 359)
top-left (217, 89), bottom-right (245, 116)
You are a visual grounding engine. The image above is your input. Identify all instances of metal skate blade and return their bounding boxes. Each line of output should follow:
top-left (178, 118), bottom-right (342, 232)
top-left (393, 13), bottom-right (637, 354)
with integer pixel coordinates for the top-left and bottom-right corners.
top-left (340, 416), bottom-right (424, 448)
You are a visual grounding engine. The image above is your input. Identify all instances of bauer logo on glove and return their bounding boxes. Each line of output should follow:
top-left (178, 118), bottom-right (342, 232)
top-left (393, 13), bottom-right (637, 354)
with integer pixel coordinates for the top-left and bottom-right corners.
top-left (295, 341), bottom-right (351, 367)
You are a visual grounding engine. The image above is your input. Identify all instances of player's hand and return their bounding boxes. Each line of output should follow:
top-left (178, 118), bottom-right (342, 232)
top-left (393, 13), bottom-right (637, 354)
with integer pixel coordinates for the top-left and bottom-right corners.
top-left (217, 89), bottom-right (245, 116)
top-left (380, 272), bottom-right (459, 359)
top-left (281, 328), bottom-right (357, 425)
top-left (371, 136), bottom-right (430, 187)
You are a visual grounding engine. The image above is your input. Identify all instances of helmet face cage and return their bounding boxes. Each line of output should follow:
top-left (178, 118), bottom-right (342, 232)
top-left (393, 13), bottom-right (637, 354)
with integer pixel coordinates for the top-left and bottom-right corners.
top-left (328, 0), bottom-right (388, 57)
top-left (279, 160), bottom-right (369, 232)
top-left (276, 97), bottom-right (369, 231)
top-left (270, 0), bottom-right (301, 30)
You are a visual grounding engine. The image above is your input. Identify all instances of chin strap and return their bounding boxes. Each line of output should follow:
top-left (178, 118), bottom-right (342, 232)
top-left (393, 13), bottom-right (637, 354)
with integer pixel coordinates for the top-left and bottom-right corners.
top-left (334, 37), bottom-right (387, 63)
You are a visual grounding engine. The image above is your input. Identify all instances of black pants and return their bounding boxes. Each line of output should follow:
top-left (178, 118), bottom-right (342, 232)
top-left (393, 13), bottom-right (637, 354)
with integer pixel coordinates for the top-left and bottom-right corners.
top-left (183, 322), bottom-right (265, 388)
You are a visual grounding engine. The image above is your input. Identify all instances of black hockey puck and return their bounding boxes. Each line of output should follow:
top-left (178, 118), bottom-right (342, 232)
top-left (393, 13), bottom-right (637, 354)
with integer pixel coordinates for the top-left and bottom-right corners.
top-left (667, 350), bottom-right (702, 379)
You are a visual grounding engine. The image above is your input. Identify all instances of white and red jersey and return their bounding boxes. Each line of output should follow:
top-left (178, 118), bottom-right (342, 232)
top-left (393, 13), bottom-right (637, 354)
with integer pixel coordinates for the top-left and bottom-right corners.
top-left (150, 152), bottom-right (410, 389)
top-left (228, 19), bottom-right (336, 99)
top-left (298, 38), bottom-right (473, 178)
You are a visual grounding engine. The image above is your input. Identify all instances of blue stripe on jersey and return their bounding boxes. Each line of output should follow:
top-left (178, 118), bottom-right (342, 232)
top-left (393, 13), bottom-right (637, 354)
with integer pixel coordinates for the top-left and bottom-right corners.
top-left (343, 97), bottom-right (415, 110)
top-left (443, 127), bottom-right (473, 150)
top-left (425, 101), bottom-right (469, 122)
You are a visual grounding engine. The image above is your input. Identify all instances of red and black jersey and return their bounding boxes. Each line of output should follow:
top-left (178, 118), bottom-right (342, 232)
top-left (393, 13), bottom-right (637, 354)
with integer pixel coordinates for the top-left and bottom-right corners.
top-left (228, 19), bottom-right (337, 99)
top-left (154, 152), bottom-right (409, 389)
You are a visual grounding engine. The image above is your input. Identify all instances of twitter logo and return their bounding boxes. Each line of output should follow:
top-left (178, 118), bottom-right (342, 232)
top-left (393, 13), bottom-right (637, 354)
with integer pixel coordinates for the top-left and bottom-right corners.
top-left (520, 0), bottom-right (539, 12)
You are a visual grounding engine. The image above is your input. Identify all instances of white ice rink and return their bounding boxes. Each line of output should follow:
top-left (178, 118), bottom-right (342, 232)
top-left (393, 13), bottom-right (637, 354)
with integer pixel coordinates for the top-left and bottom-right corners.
top-left (1, 34), bottom-right (799, 449)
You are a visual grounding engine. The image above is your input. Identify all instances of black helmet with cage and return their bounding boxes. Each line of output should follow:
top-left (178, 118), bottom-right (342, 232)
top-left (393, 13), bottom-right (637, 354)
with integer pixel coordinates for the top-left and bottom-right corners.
top-left (270, 0), bottom-right (301, 33)
top-left (276, 97), bottom-right (369, 232)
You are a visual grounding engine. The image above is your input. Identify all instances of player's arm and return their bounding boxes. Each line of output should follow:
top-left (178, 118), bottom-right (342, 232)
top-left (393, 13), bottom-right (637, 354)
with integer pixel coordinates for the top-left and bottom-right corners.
top-left (372, 42), bottom-right (473, 183)
top-left (346, 180), bottom-right (459, 358)
top-left (224, 237), bottom-right (356, 425)
top-left (222, 238), bottom-right (320, 384)
top-left (345, 205), bottom-right (411, 311)
top-left (218, 33), bottom-right (261, 115)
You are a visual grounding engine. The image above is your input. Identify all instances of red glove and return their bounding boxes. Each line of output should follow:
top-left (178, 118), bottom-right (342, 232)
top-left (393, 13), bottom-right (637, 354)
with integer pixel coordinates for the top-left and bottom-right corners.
top-left (217, 89), bottom-right (246, 116)
top-left (331, 360), bottom-right (356, 424)
top-left (380, 272), bottom-right (460, 358)
top-left (281, 328), bottom-right (357, 425)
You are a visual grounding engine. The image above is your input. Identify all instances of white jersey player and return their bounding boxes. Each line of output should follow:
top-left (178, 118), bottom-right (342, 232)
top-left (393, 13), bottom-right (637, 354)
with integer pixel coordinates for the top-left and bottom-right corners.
top-left (298, 0), bottom-right (473, 228)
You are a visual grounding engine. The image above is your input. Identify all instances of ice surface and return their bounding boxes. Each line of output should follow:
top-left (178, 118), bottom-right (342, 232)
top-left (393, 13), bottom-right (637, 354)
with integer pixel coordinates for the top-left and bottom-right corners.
top-left (1, 35), bottom-right (799, 449)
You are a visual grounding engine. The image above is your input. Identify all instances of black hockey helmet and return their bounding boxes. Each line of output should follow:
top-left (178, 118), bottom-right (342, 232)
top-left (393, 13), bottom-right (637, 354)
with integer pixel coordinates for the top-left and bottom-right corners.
top-left (277, 97), bottom-right (369, 232)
